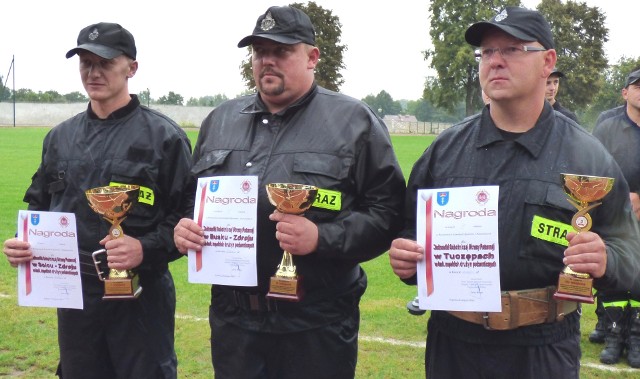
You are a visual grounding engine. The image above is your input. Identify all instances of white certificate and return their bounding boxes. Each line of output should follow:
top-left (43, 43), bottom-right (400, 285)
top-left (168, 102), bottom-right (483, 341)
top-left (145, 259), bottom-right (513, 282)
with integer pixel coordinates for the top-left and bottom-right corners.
top-left (188, 176), bottom-right (258, 286)
top-left (416, 186), bottom-right (501, 312)
top-left (17, 210), bottom-right (83, 309)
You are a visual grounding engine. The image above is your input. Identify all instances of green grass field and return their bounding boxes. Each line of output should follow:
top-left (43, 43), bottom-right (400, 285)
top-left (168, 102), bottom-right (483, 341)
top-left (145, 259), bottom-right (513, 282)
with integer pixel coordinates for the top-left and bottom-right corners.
top-left (0, 127), bottom-right (636, 378)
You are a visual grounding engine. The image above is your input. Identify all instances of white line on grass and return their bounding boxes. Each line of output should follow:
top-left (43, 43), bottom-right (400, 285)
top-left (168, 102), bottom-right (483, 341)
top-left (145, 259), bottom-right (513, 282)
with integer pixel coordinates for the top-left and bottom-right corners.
top-left (174, 313), bottom-right (637, 374)
top-left (581, 362), bottom-right (637, 373)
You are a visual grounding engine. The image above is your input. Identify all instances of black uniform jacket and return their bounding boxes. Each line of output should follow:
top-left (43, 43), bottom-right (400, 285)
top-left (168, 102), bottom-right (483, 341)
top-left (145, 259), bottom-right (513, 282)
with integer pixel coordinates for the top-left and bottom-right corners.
top-left (593, 105), bottom-right (640, 193)
top-left (402, 103), bottom-right (640, 345)
top-left (24, 96), bottom-right (193, 289)
top-left (552, 100), bottom-right (578, 123)
top-left (187, 84), bottom-right (406, 332)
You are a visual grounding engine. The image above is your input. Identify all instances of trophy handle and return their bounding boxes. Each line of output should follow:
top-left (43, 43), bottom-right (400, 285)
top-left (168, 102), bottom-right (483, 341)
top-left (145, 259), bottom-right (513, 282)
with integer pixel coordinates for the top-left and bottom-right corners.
top-left (92, 249), bottom-right (109, 281)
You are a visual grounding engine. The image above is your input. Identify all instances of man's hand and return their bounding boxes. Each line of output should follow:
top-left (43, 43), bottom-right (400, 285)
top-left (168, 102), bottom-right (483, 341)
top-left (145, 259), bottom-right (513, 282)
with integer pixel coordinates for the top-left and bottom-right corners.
top-left (564, 231), bottom-right (607, 278)
top-left (173, 218), bottom-right (205, 254)
top-left (99, 234), bottom-right (143, 271)
top-left (3, 238), bottom-right (33, 267)
top-left (389, 238), bottom-right (424, 280)
top-left (269, 211), bottom-right (318, 255)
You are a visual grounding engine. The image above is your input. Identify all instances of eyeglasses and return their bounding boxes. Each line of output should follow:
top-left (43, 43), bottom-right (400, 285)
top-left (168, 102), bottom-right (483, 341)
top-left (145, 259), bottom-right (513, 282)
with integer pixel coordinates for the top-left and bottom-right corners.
top-left (474, 45), bottom-right (547, 62)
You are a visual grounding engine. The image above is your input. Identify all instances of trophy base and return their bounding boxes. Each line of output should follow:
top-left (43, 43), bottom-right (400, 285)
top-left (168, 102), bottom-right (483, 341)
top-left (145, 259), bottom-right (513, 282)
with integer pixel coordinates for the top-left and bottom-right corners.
top-left (266, 276), bottom-right (304, 302)
top-left (102, 275), bottom-right (143, 300)
top-left (553, 271), bottom-right (594, 304)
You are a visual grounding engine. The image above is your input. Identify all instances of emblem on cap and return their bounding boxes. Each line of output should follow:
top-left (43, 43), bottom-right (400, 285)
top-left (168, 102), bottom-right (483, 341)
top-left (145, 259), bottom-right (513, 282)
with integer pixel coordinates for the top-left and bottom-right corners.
top-left (88, 28), bottom-right (99, 41)
top-left (494, 9), bottom-right (508, 22)
top-left (261, 11), bottom-right (276, 31)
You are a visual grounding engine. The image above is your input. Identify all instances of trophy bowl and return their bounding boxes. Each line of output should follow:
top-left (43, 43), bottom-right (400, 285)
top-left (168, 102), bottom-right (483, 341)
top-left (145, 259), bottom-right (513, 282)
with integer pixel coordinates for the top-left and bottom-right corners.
top-left (265, 183), bottom-right (319, 301)
top-left (562, 174), bottom-right (614, 206)
top-left (554, 174), bottom-right (614, 304)
top-left (86, 185), bottom-right (140, 226)
top-left (85, 184), bottom-right (142, 300)
top-left (266, 183), bottom-right (318, 215)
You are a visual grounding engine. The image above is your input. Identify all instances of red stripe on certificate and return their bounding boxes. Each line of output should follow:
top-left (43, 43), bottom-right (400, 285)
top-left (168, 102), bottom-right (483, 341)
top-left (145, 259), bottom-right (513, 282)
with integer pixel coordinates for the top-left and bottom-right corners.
top-left (424, 196), bottom-right (434, 296)
top-left (195, 183), bottom-right (207, 272)
top-left (22, 214), bottom-right (31, 295)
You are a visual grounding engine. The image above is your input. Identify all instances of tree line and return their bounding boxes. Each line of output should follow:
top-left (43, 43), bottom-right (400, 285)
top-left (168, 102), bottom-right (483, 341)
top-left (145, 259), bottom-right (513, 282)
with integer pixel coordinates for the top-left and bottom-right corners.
top-left (0, 85), bottom-right (233, 109)
top-left (425, 0), bottom-right (640, 130)
top-left (1, 0), bottom-right (636, 129)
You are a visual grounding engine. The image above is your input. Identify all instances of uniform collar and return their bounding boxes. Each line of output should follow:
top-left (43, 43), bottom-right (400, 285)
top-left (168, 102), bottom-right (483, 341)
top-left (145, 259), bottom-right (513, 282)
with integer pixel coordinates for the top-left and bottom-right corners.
top-left (476, 101), bottom-right (555, 158)
top-left (241, 83), bottom-right (318, 115)
top-left (87, 94), bottom-right (139, 120)
top-left (624, 108), bottom-right (640, 129)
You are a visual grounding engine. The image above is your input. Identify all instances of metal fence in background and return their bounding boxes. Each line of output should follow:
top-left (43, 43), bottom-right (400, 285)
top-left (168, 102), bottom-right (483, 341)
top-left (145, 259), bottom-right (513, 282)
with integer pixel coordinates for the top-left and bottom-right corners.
top-left (386, 120), bottom-right (452, 135)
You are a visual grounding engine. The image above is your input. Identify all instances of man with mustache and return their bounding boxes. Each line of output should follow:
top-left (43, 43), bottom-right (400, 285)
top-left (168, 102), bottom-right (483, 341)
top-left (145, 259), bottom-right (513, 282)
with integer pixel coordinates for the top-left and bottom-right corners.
top-left (173, 5), bottom-right (405, 378)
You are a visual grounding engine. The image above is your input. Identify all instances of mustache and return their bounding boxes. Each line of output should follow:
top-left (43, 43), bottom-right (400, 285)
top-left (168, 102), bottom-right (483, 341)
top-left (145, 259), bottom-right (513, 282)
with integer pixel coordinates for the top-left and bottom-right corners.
top-left (260, 69), bottom-right (282, 79)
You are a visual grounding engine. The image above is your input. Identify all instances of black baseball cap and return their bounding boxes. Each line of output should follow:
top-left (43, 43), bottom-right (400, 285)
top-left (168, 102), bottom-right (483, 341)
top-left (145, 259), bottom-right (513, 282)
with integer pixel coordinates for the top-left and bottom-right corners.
top-left (66, 22), bottom-right (136, 59)
top-left (625, 69), bottom-right (640, 88)
top-left (237, 6), bottom-right (316, 48)
top-left (465, 6), bottom-right (555, 50)
top-left (549, 67), bottom-right (565, 78)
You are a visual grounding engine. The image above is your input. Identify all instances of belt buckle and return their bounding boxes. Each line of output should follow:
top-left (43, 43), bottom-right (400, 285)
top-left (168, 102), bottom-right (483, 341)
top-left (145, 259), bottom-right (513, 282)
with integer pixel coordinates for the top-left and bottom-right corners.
top-left (248, 294), bottom-right (260, 311)
top-left (481, 312), bottom-right (493, 330)
top-left (233, 292), bottom-right (279, 312)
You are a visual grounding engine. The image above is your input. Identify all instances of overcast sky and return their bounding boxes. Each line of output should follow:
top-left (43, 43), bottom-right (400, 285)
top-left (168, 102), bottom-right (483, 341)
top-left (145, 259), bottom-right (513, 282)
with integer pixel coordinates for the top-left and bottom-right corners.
top-left (1, 0), bottom-right (639, 102)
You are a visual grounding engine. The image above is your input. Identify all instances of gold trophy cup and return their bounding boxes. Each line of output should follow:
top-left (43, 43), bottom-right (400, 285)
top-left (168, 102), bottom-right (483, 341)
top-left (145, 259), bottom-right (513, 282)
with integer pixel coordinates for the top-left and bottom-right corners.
top-left (265, 183), bottom-right (318, 302)
top-left (85, 185), bottom-right (142, 300)
top-left (553, 174), bottom-right (614, 304)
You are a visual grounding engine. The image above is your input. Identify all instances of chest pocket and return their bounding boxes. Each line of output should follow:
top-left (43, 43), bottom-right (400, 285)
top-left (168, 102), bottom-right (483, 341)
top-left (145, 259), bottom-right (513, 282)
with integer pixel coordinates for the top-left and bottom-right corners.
top-left (110, 159), bottom-right (159, 216)
top-left (292, 152), bottom-right (351, 182)
top-left (192, 150), bottom-right (232, 176)
top-left (520, 182), bottom-right (575, 263)
top-left (292, 153), bottom-right (352, 219)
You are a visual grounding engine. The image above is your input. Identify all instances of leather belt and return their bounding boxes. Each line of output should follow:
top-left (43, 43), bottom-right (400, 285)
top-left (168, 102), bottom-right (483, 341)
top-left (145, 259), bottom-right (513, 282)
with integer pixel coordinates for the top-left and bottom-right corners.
top-left (222, 267), bottom-right (362, 313)
top-left (448, 286), bottom-right (579, 330)
top-left (229, 291), bottom-right (279, 312)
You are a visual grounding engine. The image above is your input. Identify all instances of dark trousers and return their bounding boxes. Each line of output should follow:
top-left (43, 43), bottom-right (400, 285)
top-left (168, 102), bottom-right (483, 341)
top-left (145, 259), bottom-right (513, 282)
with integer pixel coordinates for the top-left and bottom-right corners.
top-left (425, 322), bottom-right (581, 379)
top-left (56, 271), bottom-right (177, 379)
top-left (209, 308), bottom-right (360, 379)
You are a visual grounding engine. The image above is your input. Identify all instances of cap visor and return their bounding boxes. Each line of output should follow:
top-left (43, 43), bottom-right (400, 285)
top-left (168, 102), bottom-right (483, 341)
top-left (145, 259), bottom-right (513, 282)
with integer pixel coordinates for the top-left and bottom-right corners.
top-left (237, 34), bottom-right (301, 48)
top-left (65, 44), bottom-right (122, 59)
top-left (627, 78), bottom-right (640, 87)
top-left (465, 22), bottom-right (536, 46)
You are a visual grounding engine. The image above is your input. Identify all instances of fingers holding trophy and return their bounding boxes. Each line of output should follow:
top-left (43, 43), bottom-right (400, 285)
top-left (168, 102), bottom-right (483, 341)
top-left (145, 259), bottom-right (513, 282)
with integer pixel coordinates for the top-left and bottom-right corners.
top-left (553, 174), bottom-right (614, 304)
top-left (85, 185), bottom-right (142, 300)
top-left (265, 183), bottom-right (318, 302)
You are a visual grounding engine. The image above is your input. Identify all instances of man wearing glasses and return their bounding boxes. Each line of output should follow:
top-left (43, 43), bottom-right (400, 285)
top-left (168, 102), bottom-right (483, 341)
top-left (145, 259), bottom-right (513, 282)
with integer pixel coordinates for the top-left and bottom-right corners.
top-left (389, 7), bottom-right (640, 378)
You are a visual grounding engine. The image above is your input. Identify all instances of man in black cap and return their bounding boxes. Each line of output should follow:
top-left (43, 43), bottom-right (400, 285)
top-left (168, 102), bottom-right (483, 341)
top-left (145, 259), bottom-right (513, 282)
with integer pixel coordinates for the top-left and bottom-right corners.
top-left (389, 6), bottom-right (640, 378)
top-left (173, 5), bottom-right (404, 379)
top-left (2, 22), bottom-right (192, 378)
top-left (546, 67), bottom-right (578, 122)
top-left (591, 67), bottom-right (640, 368)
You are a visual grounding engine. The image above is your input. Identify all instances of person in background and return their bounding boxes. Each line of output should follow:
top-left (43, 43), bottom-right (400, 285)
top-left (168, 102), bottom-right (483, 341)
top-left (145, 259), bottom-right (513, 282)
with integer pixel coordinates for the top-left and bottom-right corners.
top-left (2, 22), bottom-right (192, 378)
top-left (546, 67), bottom-right (578, 122)
top-left (173, 5), bottom-right (405, 379)
top-left (591, 67), bottom-right (640, 368)
top-left (388, 7), bottom-right (640, 378)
